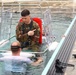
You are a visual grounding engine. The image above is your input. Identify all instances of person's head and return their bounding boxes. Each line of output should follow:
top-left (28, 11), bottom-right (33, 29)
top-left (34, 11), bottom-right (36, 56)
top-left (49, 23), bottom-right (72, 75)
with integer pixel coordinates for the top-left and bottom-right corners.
top-left (11, 41), bottom-right (21, 55)
top-left (21, 9), bottom-right (31, 24)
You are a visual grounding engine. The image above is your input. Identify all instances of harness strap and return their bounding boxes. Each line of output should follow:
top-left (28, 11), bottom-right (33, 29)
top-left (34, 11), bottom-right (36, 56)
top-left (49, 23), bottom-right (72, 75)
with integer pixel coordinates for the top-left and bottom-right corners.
top-left (21, 20), bottom-right (33, 34)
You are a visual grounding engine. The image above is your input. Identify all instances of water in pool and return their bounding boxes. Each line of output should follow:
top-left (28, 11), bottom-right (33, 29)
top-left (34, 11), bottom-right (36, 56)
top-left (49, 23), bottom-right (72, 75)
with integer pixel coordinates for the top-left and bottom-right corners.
top-left (0, 12), bottom-right (73, 75)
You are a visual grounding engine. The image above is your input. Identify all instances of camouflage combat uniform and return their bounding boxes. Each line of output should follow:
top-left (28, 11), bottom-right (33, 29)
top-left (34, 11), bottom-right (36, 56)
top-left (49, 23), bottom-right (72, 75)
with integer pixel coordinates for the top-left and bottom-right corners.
top-left (16, 20), bottom-right (40, 52)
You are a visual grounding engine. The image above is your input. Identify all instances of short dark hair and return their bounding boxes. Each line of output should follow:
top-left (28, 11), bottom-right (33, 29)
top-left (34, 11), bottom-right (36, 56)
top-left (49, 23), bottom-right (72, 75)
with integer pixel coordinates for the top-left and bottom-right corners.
top-left (11, 41), bottom-right (21, 53)
top-left (21, 9), bottom-right (30, 16)
top-left (11, 46), bottom-right (21, 52)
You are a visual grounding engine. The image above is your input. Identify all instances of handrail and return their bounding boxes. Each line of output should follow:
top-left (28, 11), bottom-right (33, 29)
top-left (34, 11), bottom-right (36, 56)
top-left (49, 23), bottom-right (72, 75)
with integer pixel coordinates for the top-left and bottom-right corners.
top-left (0, 48), bottom-right (48, 54)
top-left (41, 16), bottom-right (76, 75)
top-left (0, 35), bottom-right (15, 46)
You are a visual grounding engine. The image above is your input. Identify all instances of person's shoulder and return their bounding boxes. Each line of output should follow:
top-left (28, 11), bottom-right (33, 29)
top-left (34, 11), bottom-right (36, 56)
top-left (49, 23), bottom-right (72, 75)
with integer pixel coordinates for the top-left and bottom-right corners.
top-left (16, 21), bottom-right (23, 27)
top-left (16, 22), bottom-right (23, 30)
top-left (33, 20), bottom-right (37, 24)
top-left (33, 21), bottom-right (39, 27)
top-left (0, 56), bottom-right (12, 60)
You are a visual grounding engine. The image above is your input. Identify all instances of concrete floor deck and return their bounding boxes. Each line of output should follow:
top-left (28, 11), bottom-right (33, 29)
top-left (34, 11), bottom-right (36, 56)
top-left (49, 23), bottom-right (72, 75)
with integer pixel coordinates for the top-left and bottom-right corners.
top-left (65, 41), bottom-right (76, 75)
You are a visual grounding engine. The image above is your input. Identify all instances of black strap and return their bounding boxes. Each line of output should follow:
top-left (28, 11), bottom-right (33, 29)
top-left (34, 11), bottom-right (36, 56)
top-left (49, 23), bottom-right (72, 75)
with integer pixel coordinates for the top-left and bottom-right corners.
top-left (28, 20), bottom-right (33, 40)
top-left (21, 20), bottom-right (33, 34)
top-left (21, 23), bottom-right (25, 34)
top-left (11, 46), bottom-right (21, 49)
top-left (29, 20), bottom-right (33, 30)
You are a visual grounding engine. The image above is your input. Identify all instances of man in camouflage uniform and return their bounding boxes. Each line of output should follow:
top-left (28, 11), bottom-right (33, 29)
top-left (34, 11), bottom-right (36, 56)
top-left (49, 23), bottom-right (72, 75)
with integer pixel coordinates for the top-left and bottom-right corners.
top-left (16, 9), bottom-right (40, 52)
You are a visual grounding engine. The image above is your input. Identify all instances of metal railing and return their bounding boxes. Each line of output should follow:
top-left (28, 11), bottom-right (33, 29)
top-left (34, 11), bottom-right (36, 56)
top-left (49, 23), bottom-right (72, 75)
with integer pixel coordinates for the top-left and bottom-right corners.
top-left (41, 16), bottom-right (76, 75)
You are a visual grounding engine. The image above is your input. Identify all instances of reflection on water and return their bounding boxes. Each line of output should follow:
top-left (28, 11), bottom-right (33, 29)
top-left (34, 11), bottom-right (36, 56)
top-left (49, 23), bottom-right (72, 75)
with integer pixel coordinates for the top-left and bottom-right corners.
top-left (51, 14), bottom-right (72, 42)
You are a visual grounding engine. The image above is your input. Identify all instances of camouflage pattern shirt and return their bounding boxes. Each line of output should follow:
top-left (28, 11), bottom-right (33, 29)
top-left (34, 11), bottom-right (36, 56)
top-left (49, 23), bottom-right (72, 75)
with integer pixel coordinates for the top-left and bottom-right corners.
top-left (16, 20), bottom-right (40, 51)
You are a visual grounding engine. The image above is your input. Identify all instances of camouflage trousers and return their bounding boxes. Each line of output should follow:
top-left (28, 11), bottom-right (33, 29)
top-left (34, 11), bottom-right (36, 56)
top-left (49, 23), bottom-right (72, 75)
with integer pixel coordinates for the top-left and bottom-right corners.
top-left (21, 42), bottom-right (40, 52)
